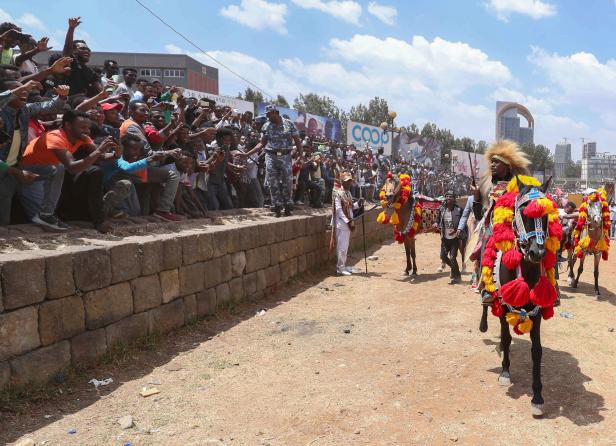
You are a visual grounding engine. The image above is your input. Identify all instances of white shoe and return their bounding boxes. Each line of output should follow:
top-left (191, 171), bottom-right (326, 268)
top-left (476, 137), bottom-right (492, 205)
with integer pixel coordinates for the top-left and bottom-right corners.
top-left (337, 270), bottom-right (352, 276)
top-left (345, 267), bottom-right (356, 274)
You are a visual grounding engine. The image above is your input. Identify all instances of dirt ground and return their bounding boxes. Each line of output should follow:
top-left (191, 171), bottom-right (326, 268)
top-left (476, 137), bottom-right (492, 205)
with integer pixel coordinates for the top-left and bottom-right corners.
top-left (2, 233), bottom-right (616, 446)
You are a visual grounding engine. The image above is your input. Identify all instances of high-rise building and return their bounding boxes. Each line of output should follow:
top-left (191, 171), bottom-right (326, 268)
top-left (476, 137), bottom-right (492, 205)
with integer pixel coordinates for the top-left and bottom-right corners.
top-left (581, 153), bottom-right (616, 182)
top-left (554, 143), bottom-right (572, 177)
top-left (495, 101), bottom-right (534, 146)
top-left (583, 142), bottom-right (597, 159)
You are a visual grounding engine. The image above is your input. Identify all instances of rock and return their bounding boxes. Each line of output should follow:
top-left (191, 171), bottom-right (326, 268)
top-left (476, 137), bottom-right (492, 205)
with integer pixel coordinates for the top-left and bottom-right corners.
top-left (367, 256), bottom-right (379, 261)
top-left (118, 415), bottom-right (134, 429)
top-left (609, 327), bottom-right (614, 332)
top-left (343, 329), bottom-right (351, 334)
top-left (14, 439), bottom-right (35, 446)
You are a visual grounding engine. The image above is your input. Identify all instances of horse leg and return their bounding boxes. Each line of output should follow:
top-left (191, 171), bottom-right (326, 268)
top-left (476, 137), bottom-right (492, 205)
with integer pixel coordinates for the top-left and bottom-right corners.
top-left (404, 240), bottom-right (411, 275)
top-left (567, 252), bottom-right (576, 287)
top-left (498, 315), bottom-right (512, 385)
top-left (573, 255), bottom-right (584, 289)
top-left (593, 253), bottom-right (601, 299)
top-left (530, 316), bottom-right (544, 417)
top-left (410, 237), bottom-right (417, 275)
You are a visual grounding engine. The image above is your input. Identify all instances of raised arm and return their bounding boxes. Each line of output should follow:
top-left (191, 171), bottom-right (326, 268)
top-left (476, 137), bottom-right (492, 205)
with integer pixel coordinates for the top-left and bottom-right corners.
top-left (63, 17), bottom-right (81, 56)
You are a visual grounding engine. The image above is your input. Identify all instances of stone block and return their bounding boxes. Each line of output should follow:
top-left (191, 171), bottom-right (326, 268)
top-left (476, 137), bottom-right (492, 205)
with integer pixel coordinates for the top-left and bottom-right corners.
top-left (148, 300), bottom-right (184, 335)
top-left (83, 282), bottom-right (133, 330)
top-left (219, 255), bottom-right (232, 283)
top-left (179, 263), bottom-right (205, 295)
top-left (132, 274), bottom-right (162, 313)
top-left (283, 219), bottom-right (297, 241)
top-left (215, 283), bottom-right (231, 305)
top-left (110, 243), bottom-right (142, 283)
top-left (71, 329), bottom-right (107, 366)
top-left (280, 258), bottom-right (298, 280)
top-left (246, 245), bottom-right (270, 273)
top-left (10, 341), bottom-right (70, 386)
top-left (231, 251), bottom-right (246, 277)
top-left (196, 288), bottom-right (216, 316)
top-left (140, 240), bottom-right (163, 275)
top-left (228, 277), bottom-right (244, 302)
top-left (211, 230), bottom-right (229, 258)
top-left (105, 312), bottom-right (149, 347)
top-left (273, 221), bottom-right (286, 242)
top-left (182, 234), bottom-right (201, 265)
top-left (45, 253), bottom-right (75, 299)
top-left (240, 225), bottom-right (261, 250)
top-left (1, 258), bottom-right (46, 310)
top-left (256, 270), bottom-right (267, 292)
top-left (184, 294), bottom-right (197, 322)
top-left (160, 269), bottom-right (180, 303)
top-left (264, 265), bottom-right (281, 288)
top-left (39, 295), bottom-right (85, 346)
top-left (203, 257), bottom-right (222, 289)
top-left (73, 249), bottom-right (112, 292)
top-left (0, 361), bottom-right (9, 389)
top-left (197, 232), bottom-right (215, 262)
top-left (0, 306), bottom-right (40, 361)
top-left (297, 254), bottom-right (308, 273)
top-left (226, 228), bottom-right (242, 253)
top-left (163, 238), bottom-right (182, 270)
top-left (243, 272), bottom-right (257, 297)
top-left (258, 222), bottom-right (277, 245)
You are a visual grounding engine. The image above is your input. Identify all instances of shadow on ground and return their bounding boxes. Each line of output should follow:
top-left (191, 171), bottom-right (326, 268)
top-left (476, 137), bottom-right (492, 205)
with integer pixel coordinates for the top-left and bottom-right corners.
top-left (483, 338), bottom-right (606, 426)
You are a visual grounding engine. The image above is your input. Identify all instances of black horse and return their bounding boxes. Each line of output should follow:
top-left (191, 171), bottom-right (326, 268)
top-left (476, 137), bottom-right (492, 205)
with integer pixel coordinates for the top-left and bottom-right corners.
top-left (479, 178), bottom-right (554, 417)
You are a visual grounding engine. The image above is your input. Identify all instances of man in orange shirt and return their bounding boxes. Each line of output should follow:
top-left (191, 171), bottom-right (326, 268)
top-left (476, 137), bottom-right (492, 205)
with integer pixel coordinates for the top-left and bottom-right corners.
top-left (20, 110), bottom-right (118, 231)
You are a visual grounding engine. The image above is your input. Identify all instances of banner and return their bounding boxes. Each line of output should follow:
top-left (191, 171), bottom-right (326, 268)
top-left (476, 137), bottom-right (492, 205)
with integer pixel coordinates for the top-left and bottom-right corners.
top-left (257, 104), bottom-right (343, 141)
top-left (451, 149), bottom-right (487, 178)
top-left (395, 133), bottom-right (441, 168)
top-left (183, 89), bottom-right (254, 114)
top-left (346, 120), bottom-right (392, 155)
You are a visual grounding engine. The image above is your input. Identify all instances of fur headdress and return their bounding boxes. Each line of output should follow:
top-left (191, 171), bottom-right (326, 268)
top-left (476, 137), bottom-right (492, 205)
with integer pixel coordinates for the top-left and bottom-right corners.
top-left (478, 140), bottom-right (531, 210)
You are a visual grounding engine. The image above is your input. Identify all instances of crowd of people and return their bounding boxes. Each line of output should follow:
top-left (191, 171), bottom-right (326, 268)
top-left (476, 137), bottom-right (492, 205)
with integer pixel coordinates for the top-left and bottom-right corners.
top-left (0, 15), bottom-right (529, 234)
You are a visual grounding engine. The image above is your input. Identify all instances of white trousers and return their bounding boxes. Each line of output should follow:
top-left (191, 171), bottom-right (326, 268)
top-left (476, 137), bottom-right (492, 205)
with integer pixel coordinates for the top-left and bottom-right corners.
top-left (335, 221), bottom-right (351, 273)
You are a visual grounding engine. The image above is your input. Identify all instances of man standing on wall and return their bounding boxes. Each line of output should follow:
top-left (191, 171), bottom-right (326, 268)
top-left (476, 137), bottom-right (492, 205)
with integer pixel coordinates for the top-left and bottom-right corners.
top-left (240, 104), bottom-right (302, 217)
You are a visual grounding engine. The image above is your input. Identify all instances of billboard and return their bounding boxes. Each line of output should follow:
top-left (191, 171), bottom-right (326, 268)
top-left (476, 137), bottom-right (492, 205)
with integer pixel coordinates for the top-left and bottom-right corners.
top-left (257, 103), bottom-right (343, 141)
top-left (451, 149), bottom-right (487, 178)
top-left (395, 133), bottom-right (441, 168)
top-left (183, 89), bottom-right (254, 114)
top-left (346, 120), bottom-right (392, 155)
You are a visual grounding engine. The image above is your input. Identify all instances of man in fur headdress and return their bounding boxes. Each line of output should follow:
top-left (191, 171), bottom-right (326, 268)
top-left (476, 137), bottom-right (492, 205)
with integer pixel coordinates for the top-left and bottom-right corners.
top-left (468, 140), bottom-right (530, 299)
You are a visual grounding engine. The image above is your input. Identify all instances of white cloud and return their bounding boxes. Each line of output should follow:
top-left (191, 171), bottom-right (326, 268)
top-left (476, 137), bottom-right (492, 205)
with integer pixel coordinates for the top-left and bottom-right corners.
top-left (0, 8), bottom-right (46, 32)
top-left (165, 44), bottom-right (183, 54)
top-left (220, 0), bottom-right (288, 34)
top-left (486, 0), bottom-right (556, 22)
top-left (367, 2), bottom-right (397, 25)
top-left (291, 0), bottom-right (362, 25)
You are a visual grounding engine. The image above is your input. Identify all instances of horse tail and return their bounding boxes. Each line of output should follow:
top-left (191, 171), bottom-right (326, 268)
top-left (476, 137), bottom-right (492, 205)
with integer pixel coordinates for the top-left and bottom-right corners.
top-left (479, 305), bottom-right (489, 333)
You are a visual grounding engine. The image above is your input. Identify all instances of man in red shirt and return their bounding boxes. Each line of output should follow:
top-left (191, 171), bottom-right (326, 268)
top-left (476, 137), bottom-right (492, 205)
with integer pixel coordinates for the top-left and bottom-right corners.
top-left (20, 110), bottom-right (118, 232)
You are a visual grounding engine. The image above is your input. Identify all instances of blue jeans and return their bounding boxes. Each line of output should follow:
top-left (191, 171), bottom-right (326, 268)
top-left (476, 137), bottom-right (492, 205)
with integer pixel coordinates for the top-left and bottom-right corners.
top-left (18, 164), bottom-right (65, 219)
top-left (611, 219), bottom-right (616, 238)
top-left (0, 170), bottom-right (17, 225)
top-left (207, 182), bottom-right (233, 210)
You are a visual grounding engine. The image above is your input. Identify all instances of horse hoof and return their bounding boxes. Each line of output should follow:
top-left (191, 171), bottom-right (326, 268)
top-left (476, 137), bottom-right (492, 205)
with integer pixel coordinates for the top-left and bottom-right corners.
top-left (498, 373), bottom-right (511, 386)
top-left (531, 403), bottom-right (545, 417)
top-left (412, 271), bottom-right (418, 276)
top-left (593, 294), bottom-right (600, 301)
top-left (567, 278), bottom-right (574, 287)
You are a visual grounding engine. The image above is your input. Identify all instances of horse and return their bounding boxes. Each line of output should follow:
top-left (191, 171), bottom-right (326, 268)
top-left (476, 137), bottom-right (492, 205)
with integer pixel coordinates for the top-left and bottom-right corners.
top-left (568, 190), bottom-right (611, 298)
top-left (378, 173), bottom-right (421, 275)
top-left (478, 176), bottom-right (561, 417)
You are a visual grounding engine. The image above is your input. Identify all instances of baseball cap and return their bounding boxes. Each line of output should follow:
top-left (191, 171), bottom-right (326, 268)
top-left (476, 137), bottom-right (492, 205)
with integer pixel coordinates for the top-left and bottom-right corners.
top-left (100, 102), bottom-right (123, 111)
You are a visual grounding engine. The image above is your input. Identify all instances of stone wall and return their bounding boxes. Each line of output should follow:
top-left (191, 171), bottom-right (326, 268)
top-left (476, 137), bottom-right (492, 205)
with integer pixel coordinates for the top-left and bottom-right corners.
top-left (0, 209), bottom-right (390, 389)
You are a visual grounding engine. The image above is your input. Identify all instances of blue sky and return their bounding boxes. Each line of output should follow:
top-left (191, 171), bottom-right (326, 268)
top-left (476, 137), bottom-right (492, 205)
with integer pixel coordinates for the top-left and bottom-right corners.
top-left (2, 0), bottom-right (616, 159)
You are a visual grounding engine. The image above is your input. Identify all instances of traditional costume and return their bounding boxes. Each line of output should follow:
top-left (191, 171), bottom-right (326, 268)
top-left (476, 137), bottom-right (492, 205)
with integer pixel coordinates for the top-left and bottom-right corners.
top-left (331, 171), bottom-right (359, 275)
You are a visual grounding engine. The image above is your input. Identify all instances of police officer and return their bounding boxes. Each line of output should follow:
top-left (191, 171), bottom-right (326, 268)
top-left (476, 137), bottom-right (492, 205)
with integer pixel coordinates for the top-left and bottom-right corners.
top-left (240, 104), bottom-right (303, 217)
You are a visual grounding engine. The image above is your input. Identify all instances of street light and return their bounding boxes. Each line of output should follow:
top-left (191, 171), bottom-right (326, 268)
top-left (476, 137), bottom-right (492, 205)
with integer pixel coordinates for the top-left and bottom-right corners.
top-left (380, 111), bottom-right (401, 160)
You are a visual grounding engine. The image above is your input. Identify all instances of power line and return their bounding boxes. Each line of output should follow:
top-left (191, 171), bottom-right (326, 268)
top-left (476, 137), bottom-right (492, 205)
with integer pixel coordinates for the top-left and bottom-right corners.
top-left (133, 0), bottom-right (273, 99)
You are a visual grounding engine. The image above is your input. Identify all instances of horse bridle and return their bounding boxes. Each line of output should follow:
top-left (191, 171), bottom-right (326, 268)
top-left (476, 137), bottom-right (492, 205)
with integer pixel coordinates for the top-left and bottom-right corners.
top-left (513, 188), bottom-right (547, 258)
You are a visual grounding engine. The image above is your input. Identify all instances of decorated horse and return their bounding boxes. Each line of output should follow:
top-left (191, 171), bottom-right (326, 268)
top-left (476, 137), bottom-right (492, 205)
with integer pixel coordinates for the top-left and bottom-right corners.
top-left (568, 189), bottom-right (611, 297)
top-left (479, 175), bottom-right (562, 417)
top-left (376, 172), bottom-right (426, 275)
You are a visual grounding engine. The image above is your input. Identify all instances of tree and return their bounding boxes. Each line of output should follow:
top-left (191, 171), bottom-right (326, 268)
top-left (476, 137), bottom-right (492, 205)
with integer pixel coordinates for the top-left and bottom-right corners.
top-left (476, 140), bottom-right (488, 154)
top-left (520, 143), bottom-right (554, 172)
top-left (565, 161), bottom-right (582, 178)
top-left (348, 96), bottom-right (390, 127)
top-left (241, 87), bottom-right (265, 106)
top-left (293, 93), bottom-right (341, 119)
top-left (273, 94), bottom-right (289, 108)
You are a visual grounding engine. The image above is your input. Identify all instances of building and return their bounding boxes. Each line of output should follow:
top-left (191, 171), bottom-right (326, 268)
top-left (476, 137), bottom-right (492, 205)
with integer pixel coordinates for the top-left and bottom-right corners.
top-left (554, 142), bottom-right (572, 178)
top-left (495, 101), bottom-right (534, 146)
top-left (583, 141), bottom-right (597, 159)
top-left (581, 153), bottom-right (616, 183)
top-left (34, 51), bottom-right (219, 94)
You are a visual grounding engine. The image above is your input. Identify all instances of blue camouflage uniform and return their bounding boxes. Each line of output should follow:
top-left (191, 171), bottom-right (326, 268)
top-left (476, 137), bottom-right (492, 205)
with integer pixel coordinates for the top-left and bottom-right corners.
top-left (261, 113), bottom-right (299, 209)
